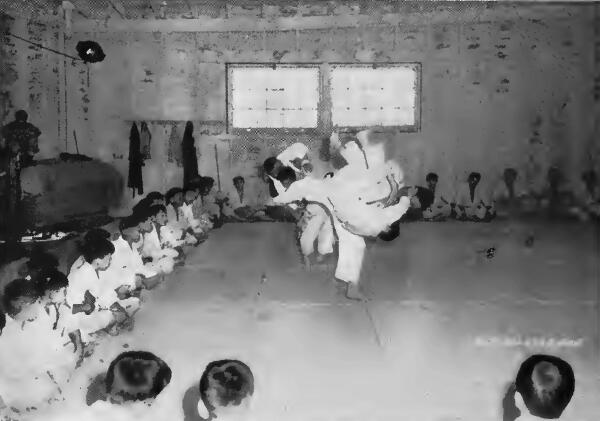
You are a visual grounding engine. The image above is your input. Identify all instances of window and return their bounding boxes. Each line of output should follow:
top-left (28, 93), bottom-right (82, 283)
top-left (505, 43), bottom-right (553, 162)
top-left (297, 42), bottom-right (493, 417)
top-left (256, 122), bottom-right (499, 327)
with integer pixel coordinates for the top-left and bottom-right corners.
top-left (227, 64), bottom-right (320, 130)
top-left (329, 63), bottom-right (420, 130)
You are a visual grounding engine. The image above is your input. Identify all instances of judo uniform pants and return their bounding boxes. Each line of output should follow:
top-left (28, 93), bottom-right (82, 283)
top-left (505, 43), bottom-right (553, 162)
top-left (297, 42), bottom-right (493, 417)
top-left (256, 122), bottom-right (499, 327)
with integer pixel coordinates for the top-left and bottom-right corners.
top-left (299, 207), bottom-right (335, 257)
top-left (334, 223), bottom-right (365, 285)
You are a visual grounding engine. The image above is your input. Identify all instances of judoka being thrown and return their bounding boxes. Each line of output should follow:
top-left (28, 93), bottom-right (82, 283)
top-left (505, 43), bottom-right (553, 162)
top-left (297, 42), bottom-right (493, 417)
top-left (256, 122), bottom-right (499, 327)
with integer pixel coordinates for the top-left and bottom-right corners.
top-left (271, 130), bottom-right (411, 301)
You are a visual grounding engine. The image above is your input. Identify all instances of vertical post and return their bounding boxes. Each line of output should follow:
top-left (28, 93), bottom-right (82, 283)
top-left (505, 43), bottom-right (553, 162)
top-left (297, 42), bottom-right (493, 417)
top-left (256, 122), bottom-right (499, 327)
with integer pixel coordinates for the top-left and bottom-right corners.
top-left (56, 8), bottom-right (68, 152)
top-left (594, 1), bottom-right (600, 366)
top-left (214, 143), bottom-right (221, 191)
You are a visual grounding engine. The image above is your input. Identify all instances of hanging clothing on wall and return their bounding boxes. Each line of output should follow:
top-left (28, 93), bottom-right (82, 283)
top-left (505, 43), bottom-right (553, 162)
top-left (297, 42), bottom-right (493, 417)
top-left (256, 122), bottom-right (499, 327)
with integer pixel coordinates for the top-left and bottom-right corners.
top-left (127, 122), bottom-right (144, 197)
top-left (181, 121), bottom-right (199, 189)
top-left (167, 123), bottom-right (183, 167)
top-left (140, 121), bottom-right (152, 160)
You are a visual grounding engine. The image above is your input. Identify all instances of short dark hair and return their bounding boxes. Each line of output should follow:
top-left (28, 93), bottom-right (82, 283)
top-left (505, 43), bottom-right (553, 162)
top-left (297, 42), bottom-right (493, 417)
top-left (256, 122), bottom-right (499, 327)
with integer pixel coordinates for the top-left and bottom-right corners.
top-left (276, 166), bottom-right (296, 183)
top-left (263, 157), bottom-right (278, 175)
top-left (425, 172), bottom-right (438, 182)
top-left (132, 205), bottom-right (155, 225)
top-left (515, 354), bottom-right (575, 419)
top-left (145, 192), bottom-right (164, 202)
top-left (504, 168), bottom-right (517, 177)
top-left (0, 311), bottom-right (5, 333)
top-left (199, 360), bottom-right (254, 415)
top-left (27, 248), bottom-right (59, 271)
top-left (147, 204), bottom-right (167, 216)
top-left (84, 228), bottom-right (111, 244)
top-left (378, 219), bottom-right (401, 242)
top-left (82, 237), bottom-right (115, 264)
top-left (119, 215), bottom-right (138, 231)
top-left (15, 110), bottom-right (28, 122)
top-left (202, 177), bottom-right (215, 188)
top-left (2, 278), bottom-right (37, 317)
top-left (165, 187), bottom-right (184, 203)
top-left (105, 351), bottom-right (172, 402)
top-left (468, 172), bottom-right (481, 181)
top-left (188, 176), bottom-right (203, 190)
top-left (35, 268), bottom-right (68, 297)
top-left (324, 172), bottom-right (334, 179)
top-left (233, 176), bottom-right (244, 184)
top-left (132, 197), bottom-right (153, 215)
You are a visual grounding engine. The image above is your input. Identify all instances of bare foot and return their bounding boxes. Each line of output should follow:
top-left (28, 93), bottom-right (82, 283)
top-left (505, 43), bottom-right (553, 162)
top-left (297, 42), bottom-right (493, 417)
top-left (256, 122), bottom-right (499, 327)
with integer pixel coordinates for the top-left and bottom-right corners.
top-left (303, 256), bottom-right (312, 271)
top-left (345, 283), bottom-right (366, 301)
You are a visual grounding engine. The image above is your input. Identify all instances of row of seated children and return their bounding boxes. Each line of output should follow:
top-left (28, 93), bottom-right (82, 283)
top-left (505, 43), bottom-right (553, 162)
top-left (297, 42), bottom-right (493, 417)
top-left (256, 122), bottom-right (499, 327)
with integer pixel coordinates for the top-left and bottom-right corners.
top-left (0, 252), bottom-right (577, 421)
top-left (402, 171), bottom-right (496, 222)
top-left (0, 184), bottom-right (223, 417)
top-left (403, 167), bottom-right (600, 223)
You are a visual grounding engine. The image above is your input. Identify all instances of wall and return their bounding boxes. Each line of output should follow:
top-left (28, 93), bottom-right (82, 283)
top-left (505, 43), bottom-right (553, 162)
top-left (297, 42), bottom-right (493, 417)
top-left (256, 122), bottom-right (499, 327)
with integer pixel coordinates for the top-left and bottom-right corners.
top-left (1, 1), bottom-right (596, 214)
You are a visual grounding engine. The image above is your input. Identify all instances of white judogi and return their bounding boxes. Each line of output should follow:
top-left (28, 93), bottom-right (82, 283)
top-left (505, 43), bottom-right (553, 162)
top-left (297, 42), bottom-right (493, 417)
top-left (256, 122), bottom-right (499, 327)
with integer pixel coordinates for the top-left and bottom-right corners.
top-left (454, 181), bottom-right (494, 219)
top-left (423, 181), bottom-right (453, 219)
top-left (0, 307), bottom-right (76, 415)
top-left (277, 142), bottom-right (309, 172)
top-left (223, 188), bottom-right (254, 218)
top-left (298, 203), bottom-right (335, 257)
top-left (64, 261), bottom-right (115, 341)
top-left (272, 176), bottom-right (410, 284)
top-left (100, 236), bottom-right (155, 314)
top-left (162, 204), bottom-right (194, 247)
top-left (279, 142), bottom-right (336, 258)
top-left (181, 202), bottom-right (203, 233)
top-left (335, 136), bottom-right (404, 205)
top-left (140, 225), bottom-right (178, 274)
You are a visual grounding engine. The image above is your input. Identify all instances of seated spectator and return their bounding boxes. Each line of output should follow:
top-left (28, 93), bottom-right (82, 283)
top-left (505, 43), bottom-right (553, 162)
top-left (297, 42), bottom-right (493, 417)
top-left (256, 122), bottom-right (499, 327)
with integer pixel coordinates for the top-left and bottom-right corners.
top-left (137, 205), bottom-right (181, 274)
top-left (223, 176), bottom-right (265, 222)
top-left (492, 168), bottom-right (531, 218)
top-left (402, 185), bottom-right (434, 222)
top-left (454, 172), bottom-right (496, 222)
top-left (0, 276), bottom-right (76, 416)
top-left (422, 172), bottom-right (453, 221)
top-left (538, 167), bottom-right (575, 219)
top-left (569, 169), bottom-right (600, 221)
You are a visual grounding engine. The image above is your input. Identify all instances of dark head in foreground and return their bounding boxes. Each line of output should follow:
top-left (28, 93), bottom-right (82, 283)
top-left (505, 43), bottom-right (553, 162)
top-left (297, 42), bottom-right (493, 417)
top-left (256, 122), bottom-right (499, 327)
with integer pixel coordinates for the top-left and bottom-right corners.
top-left (2, 278), bottom-right (38, 318)
top-left (510, 354), bottom-right (575, 419)
top-left (378, 218), bottom-right (400, 242)
top-left (199, 359), bottom-right (254, 418)
top-left (105, 351), bottom-right (172, 403)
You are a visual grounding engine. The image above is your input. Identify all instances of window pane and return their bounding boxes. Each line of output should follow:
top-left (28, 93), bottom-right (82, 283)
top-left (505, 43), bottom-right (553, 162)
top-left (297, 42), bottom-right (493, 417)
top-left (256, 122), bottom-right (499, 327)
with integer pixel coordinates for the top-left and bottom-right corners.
top-left (331, 65), bottom-right (418, 128)
top-left (230, 66), bottom-right (319, 129)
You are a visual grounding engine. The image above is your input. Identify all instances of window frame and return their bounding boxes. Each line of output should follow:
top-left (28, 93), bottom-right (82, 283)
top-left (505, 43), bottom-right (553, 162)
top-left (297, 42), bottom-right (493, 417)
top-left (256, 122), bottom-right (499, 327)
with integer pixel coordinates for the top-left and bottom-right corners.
top-left (226, 62), bottom-right (324, 135)
top-left (328, 62), bottom-right (422, 133)
top-left (225, 62), bottom-right (422, 135)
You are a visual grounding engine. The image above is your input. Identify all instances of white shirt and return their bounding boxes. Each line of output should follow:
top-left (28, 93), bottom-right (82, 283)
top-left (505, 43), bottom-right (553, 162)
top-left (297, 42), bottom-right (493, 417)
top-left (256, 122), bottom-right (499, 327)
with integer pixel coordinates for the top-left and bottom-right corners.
top-left (105, 236), bottom-right (156, 288)
top-left (141, 224), bottom-right (168, 259)
top-left (0, 307), bottom-right (76, 412)
top-left (454, 181), bottom-right (492, 206)
top-left (66, 260), bottom-right (100, 306)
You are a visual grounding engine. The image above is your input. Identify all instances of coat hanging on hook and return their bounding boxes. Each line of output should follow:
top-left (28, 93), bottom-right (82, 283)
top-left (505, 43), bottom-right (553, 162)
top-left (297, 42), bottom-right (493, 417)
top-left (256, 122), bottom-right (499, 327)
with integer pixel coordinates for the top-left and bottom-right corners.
top-left (140, 121), bottom-right (152, 160)
top-left (127, 122), bottom-right (144, 197)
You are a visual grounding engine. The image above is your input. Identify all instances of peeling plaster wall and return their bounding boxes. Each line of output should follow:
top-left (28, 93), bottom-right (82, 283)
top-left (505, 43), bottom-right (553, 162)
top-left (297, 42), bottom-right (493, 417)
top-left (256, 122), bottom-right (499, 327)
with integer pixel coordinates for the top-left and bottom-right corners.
top-left (1, 2), bottom-right (596, 213)
top-left (1, 13), bottom-right (62, 159)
